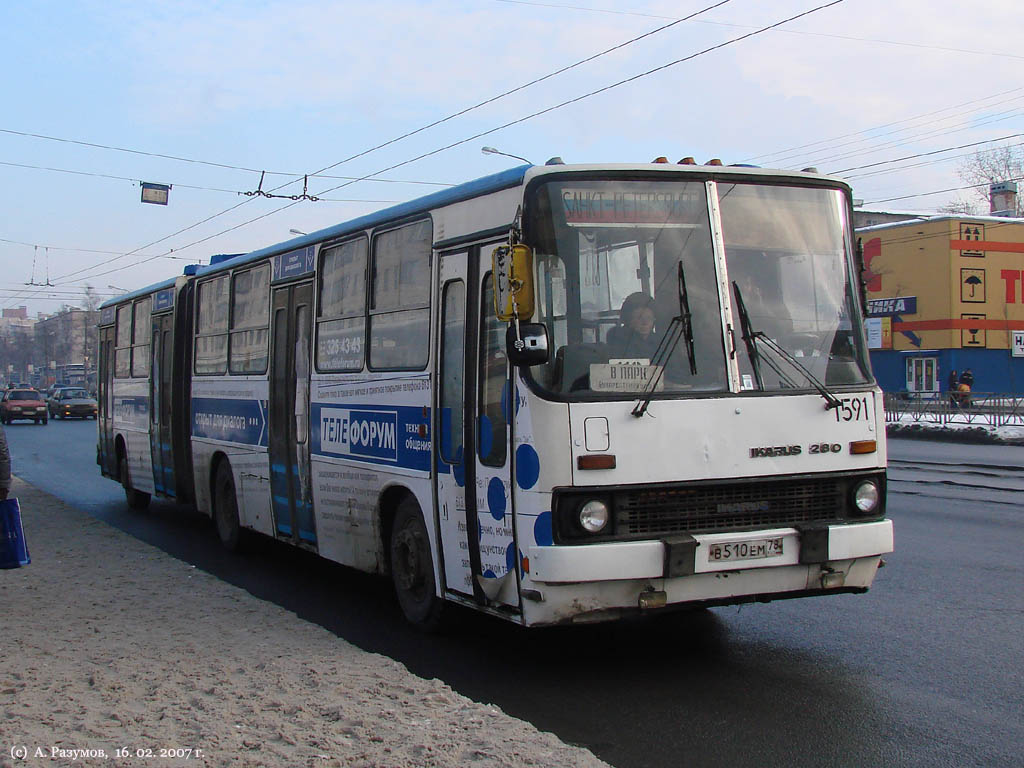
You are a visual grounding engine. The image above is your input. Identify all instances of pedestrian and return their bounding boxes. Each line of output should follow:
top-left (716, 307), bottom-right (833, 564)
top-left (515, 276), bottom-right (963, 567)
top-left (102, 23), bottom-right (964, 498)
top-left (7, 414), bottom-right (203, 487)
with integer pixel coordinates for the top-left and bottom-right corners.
top-left (959, 369), bottom-right (974, 389)
top-left (0, 421), bottom-right (10, 501)
top-left (948, 369), bottom-right (958, 406)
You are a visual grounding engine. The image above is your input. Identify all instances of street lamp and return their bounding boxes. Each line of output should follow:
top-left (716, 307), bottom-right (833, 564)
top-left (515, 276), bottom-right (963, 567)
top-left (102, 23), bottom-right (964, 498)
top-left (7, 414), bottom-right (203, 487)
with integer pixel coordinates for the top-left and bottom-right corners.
top-left (108, 284), bottom-right (128, 294)
top-left (482, 146), bottom-right (531, 164)
top-left (289, 229), bottom-right (307, 236)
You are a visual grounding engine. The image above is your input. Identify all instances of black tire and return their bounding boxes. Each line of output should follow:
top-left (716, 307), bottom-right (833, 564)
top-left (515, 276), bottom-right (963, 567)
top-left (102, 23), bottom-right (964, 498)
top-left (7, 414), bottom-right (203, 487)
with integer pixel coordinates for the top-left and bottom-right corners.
top-left (213, 461), bottom-right (242, 552)
top-left (389, 498), bottom-right (444, 630)
top-left (120, 454), bottom-right (150, 511)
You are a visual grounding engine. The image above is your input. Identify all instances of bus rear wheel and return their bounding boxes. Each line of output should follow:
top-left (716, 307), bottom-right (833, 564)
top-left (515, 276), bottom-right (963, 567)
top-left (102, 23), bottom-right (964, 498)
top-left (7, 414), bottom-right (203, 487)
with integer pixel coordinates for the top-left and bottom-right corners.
top-left (389, 498), bottom-right (443, 630)
top-left (213, 461), bottom-right (242, 552)
top-left (119, 455), bottom-right (150, 511)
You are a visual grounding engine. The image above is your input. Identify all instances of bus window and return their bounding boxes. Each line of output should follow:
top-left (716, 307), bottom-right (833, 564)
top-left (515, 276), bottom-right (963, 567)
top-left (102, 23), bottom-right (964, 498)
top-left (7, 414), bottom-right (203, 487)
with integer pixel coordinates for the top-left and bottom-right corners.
top-left (115, 304), bottom-right (132, 378)
top-left (317, 237), bottom-right (367, 372)
top-left (131, 297), bottom-right (152, 378)
top-left (195, 275), bottom-right (229, 375)
top-left (439, 281), bottom-right (465, 464)
top-left (479, 274), bottom-right (507, 467)
top-left (230, 263), bottom-right (270, 374)
top-left (369, 220), bottom-right (431, 370)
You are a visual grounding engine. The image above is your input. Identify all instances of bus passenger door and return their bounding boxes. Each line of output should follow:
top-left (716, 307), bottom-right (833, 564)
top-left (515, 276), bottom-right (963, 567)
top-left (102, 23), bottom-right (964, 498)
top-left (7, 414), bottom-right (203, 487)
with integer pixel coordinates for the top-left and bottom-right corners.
top-left (435, 248), bottom-right (517, 608)
top-left (149, 313), bottom-right (175, 496)
top-left (269, 281), bottom-right (316, 546)
top-left (473, 258), bottom-right (517, 607)
top-left (98, 325), bottom-right (117, 476)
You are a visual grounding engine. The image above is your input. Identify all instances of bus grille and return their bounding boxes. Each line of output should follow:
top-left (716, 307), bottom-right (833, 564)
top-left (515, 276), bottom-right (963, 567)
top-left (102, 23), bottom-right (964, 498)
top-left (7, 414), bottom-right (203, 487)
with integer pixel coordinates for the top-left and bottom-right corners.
top-left (614, 476), bottom-right (846, 537)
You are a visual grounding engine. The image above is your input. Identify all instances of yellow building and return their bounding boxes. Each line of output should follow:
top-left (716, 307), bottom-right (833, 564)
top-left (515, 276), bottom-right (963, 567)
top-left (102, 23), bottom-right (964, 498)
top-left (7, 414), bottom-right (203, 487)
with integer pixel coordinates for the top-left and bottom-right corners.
top-left (858, 215), bottom-right (1024, 395)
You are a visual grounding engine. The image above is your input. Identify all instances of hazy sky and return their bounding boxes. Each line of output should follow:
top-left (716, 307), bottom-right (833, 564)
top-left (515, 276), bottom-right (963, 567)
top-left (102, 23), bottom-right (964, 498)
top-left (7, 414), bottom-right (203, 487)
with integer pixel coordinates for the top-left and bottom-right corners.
top-left (1, 0), bottom-right (1019, 313)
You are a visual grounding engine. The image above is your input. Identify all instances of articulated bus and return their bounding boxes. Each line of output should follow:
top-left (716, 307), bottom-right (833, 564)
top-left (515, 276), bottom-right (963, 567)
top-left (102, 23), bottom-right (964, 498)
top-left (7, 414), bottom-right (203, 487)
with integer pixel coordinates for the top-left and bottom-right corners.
top-left (98, 160), bottom-right (892, 627)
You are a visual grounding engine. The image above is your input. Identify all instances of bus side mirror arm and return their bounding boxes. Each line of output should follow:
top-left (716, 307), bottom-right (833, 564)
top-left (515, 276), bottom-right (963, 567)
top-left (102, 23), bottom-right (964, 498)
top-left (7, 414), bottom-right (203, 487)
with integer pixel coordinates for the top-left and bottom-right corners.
top-left (506, 323), bottom-right (549, 367)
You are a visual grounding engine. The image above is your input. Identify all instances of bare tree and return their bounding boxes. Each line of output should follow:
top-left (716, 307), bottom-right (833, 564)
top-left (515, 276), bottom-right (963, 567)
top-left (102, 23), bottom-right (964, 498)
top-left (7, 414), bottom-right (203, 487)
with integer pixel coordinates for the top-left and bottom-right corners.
top-left (82, 284), bottom-right (101, 312)
top-left (954, 144), bottom-right (1024, 216)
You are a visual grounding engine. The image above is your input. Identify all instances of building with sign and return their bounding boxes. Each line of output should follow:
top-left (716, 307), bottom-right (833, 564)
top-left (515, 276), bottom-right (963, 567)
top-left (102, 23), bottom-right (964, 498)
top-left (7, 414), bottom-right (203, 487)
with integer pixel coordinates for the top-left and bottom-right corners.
top-left (859, 214), bottom-right (1024, 395)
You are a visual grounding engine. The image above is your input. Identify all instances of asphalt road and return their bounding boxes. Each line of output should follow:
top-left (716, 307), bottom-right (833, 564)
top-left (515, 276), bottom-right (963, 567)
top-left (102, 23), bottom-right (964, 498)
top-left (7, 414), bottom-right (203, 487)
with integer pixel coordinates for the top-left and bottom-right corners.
top-left (5, 421), bottom-right (1022, 768)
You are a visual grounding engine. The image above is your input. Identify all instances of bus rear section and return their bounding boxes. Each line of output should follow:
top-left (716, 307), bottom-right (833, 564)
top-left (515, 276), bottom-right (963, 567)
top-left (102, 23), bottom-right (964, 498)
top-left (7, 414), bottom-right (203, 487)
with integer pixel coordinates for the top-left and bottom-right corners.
top-left (97, 275), bottom-right (195, 510)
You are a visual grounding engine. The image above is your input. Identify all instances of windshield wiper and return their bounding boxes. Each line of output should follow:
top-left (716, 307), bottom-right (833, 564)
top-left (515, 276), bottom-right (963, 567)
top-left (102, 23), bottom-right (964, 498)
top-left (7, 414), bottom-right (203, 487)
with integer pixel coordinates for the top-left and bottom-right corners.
top-left (632, 262), bottom-right (697, 417)
top-left (731, 281), bottom-right (764, 390)
top-left (731, 281), bottom-right (842, 411)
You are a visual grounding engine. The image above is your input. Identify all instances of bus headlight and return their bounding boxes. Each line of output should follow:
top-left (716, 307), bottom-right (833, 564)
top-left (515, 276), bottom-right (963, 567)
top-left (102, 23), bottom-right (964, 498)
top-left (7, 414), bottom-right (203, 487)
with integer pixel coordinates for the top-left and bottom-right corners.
top-left (853, 480), bottom-right (880, 514)
top-left (579, 500), bottom-right (610, 534)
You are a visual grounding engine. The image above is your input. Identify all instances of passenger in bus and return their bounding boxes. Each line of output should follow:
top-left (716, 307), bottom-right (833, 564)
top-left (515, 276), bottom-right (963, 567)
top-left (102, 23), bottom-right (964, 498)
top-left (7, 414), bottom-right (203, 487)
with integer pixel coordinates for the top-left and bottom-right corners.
top-left (606, 292), bottom-right (660, 361)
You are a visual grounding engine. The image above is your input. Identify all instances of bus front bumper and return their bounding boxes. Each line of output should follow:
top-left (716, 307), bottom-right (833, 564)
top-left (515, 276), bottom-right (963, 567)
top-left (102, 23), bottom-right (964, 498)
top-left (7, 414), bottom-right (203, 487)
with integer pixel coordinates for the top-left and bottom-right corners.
top-left (522, 520), bottom-right (893, 625)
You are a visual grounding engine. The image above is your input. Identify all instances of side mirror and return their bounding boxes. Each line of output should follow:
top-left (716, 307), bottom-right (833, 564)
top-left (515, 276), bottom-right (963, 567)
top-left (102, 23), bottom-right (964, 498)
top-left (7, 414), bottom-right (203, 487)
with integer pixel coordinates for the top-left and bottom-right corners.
top-left (506, 323), bottom-right (549, 367)
top-left (492, 244), bottom-right (535, 322)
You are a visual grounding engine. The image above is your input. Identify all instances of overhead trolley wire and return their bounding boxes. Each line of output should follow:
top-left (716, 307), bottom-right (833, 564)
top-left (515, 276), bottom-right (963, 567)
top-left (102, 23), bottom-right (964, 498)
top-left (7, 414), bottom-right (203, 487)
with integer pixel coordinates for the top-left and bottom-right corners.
top-left (843, 141), bottom-right (1024, 182)
top-left (36, 0), bottom-right (736, 290)
top-left (747, 86), bottom-right (1024, 165)
top-left (59, 0), bottom-right (849, 289)
top-left (492, 0), bottom-right (1024, 61)
top-left (861, 176), bottom-right (1024, 206)
top-left (795, 106), bottom-right (1024, 169)
top-left (0, 127), bottom-right (453, 187)
top-left (831, 133), bottom-right (1024, 176)
top-left (40, 0), bottom-right (845, 296)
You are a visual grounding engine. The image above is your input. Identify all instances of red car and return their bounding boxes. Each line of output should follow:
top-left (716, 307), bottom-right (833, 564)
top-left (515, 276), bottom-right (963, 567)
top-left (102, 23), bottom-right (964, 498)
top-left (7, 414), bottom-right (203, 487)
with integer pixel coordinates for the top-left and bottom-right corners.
top-left (1, 388), bottom-right (48, 425)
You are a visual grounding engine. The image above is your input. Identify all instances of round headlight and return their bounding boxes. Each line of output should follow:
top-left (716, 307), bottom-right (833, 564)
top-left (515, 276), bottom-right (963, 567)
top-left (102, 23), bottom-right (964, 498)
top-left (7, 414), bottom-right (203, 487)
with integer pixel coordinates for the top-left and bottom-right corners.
top-left (579, 500), bottom-right (610, 534)
top-left (853, 480), bottom-right (880, 514)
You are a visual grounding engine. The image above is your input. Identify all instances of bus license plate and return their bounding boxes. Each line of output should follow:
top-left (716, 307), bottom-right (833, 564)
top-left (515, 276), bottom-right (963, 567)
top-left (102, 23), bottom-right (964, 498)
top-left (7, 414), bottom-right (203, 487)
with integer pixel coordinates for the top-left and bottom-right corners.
top-left (707, 537), bottom-right (784, 562)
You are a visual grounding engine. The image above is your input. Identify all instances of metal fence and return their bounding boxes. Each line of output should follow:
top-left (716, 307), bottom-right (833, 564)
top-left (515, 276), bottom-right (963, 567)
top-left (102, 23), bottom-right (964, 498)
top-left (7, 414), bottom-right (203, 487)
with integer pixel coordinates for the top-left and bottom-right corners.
top-left (883, 392), bottom-right (1024, 428)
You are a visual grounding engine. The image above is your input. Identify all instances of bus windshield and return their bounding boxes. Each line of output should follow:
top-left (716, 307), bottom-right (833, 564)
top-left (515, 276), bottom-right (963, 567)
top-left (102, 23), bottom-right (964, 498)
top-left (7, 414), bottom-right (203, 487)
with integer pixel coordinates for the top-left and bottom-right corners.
top-left (719, 183), bottom-right (869, 391)
top-left (524, 177), bottom-right (869, 399)
top-left (526, 178), bottom-right (729, 397)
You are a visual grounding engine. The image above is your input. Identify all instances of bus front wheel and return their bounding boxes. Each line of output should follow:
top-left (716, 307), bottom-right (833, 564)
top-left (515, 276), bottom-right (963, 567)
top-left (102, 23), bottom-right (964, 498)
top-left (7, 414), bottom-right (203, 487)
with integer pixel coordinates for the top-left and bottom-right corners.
top-left (213, 462), bottom-right (242, 552)
top-left (389, 498), bottom-right (443, 630)
top-left (119, 455), bottom-right (150, 511)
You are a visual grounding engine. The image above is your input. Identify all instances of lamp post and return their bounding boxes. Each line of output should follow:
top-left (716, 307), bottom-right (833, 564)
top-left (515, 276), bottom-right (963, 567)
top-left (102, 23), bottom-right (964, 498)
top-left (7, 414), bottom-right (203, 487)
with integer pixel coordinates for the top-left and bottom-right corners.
top-left (481, 146), bottom-right (532, 164)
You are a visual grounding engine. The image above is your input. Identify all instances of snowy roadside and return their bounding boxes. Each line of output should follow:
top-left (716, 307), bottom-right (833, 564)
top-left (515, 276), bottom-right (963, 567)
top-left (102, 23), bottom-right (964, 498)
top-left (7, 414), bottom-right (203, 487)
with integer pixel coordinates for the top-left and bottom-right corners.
top-left (886, 415), bottom-right (1024, 445)
top-left (0, 477), bottom-right (610, 768)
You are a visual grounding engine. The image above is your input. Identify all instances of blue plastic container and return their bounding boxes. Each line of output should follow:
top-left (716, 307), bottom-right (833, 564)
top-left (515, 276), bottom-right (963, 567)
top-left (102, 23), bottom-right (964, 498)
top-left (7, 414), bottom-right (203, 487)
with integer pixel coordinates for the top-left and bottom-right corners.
top-left (0, 497), bottom-right (30, 568)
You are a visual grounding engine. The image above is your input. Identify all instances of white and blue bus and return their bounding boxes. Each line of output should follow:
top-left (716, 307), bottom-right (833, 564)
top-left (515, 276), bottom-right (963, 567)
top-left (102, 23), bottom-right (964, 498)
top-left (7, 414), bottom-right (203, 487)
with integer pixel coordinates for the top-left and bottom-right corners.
top-left (98, 160), bottom-right (892, 627)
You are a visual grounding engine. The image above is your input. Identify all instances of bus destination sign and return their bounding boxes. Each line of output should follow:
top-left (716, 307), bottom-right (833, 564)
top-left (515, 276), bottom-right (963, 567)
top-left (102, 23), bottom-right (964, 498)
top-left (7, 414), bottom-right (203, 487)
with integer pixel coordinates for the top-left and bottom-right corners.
top-left (561, 189), bottom-right (699, 227)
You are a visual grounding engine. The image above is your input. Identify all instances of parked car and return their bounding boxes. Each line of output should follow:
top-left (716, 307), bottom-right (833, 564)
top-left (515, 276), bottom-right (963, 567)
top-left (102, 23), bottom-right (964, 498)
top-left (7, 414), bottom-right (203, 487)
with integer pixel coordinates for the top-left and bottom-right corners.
top-left (48, 388), bottom-right (98, 420)
top-left (1, 388), bottom-right (48, 424)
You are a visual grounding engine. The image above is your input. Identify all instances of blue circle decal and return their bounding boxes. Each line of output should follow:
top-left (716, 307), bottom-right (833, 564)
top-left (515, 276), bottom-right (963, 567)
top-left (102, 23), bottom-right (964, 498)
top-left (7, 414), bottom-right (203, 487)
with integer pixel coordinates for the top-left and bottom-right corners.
top-left (487, 476), bottom-right (506, 521)
top-left (506, 542), bottom-right (516, 574)
top-left (483, 568), bottom-right (497, 579)
top-left (452, 445), bottom-right (465, 487)
top-left (515, 443), bottom-right (540, 489)
top-left (534, 511), bottom-right (553, 546)
top-left (478, 415), bottom-right (493, 462)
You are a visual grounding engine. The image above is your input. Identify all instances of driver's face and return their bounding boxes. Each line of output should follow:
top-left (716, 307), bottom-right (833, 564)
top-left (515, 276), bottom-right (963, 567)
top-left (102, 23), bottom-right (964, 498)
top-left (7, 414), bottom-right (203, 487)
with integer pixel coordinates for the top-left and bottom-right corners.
top-left (630, 307), bottom-right (655, 336)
